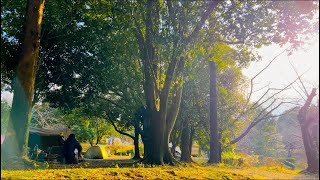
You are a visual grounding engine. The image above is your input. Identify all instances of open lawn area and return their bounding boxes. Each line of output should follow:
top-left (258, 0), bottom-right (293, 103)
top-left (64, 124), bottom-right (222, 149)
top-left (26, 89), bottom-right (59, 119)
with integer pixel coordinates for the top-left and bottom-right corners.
top-left (1, 164), bottom-right (318, 180)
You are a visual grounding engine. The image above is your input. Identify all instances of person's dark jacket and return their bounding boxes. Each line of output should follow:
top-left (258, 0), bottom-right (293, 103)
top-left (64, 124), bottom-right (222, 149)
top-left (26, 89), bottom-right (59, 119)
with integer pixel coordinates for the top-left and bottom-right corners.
top-left (57, 135), bottom-right (64, 146)
top-left (63, 134), bottom-right (82, 164)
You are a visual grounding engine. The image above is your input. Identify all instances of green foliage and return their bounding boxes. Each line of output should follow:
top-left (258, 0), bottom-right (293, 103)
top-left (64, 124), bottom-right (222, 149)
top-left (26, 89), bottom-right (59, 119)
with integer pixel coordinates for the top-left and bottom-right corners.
top-left (1, 0), bottom-right (318, 166)
top-left (62, 108), bottom-right (116, 145)
top-left (1, 101), bottom-right (11, 135)
top-left (221, 151), bottom-right (243, 166)
top-left (237, 118), bottom-right (285, 157)
top-left (279, 158), bottom-right (296, 170)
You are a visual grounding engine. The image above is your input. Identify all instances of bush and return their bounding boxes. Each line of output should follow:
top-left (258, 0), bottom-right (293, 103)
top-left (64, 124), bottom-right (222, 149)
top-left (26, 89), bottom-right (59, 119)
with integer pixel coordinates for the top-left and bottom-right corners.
top-left (104, 144), bottom-right (143, 156)
top-left (258, 156), bottom-right (283, 167)
top-left (278, 158), bottom-right (296, 170)
top-left (222, 151), bottom-right (244, 166)
top-left (234, 153), bottom-right (260, 167)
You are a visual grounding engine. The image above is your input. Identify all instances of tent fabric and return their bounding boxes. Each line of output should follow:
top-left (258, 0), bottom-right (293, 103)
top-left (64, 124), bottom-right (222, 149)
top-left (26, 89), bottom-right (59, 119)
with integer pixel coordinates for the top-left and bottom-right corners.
top-left (29, 126), bottom-right (66, 136)
top-left (84, 146), bottom-right (108, 159)
top-left (28, 126), bottom-right (66, 150)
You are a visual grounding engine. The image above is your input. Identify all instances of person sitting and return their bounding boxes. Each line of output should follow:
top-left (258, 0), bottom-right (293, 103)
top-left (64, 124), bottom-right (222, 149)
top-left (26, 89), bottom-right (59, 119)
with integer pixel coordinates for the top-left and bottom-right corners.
top-left (63, 134), bottom-right (82, 164)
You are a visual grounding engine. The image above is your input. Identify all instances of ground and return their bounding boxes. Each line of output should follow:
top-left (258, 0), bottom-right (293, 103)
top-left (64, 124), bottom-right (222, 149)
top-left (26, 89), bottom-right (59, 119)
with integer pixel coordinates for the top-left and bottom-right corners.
top-left (1, 159), bottom-right (319, 180)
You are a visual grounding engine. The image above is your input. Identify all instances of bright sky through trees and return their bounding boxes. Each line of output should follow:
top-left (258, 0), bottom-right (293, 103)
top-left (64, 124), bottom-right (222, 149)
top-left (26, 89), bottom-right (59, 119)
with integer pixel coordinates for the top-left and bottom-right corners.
top-left (2, 39), bottom-right (319, 112)
top-left (243, 39), bottom-right (319, 113)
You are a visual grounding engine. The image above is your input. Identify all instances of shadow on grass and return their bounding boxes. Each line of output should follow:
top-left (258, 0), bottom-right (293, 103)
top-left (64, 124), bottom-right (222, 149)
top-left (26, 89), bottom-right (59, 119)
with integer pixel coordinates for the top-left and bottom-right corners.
top-left (47, 159), bottom-right (138, 169)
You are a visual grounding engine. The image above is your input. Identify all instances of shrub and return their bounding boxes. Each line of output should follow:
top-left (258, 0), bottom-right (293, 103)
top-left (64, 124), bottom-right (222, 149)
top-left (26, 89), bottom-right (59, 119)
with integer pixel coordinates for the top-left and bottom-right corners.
top-left (258, 156), bottom-right (283, 167)
top-left (236, 153), bottom-right (260, 167)
top-left (222, 151), bottom-right (244, 166)
top-left (278, 158), bottom-right (296, 170)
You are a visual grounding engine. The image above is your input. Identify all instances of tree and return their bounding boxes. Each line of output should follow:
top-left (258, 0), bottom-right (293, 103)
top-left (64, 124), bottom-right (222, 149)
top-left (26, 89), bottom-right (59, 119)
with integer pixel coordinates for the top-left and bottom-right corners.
top-left (237, 117), bottom-right (285, 157)
top-left (130, 0), bottom-right (220, 165)
top-left (1, 101), bottom-right (11, 135)
top-left (298, 88), bottom-right (319, 173)
top-left (200, 1), bottom-right (318, 163)
top-left (277, 108), bottom-right (305, 159)
top-left (176, 44), bottom-right (250, 162)
top-left (3, 0), bottom-right (45, 159)
top-left (30, 103), bottom-right (64, 129)
top-left (61, 108), bottom-right (117, 146)
top-left (1, 0), bottom-right (26, 88)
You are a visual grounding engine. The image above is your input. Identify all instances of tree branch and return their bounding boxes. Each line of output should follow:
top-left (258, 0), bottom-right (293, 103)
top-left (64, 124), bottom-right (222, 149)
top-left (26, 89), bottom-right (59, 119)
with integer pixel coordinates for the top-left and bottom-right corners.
top-left (98, 96), bottom-right (126, 110)
top-left (106, 118), bottom-right (134, 139)
top-left (245, 48), bottom-right (289, 106)
top-left (230, 104), bottom-right (298, 145)
top-left (185, 1), bottom-right (219, 44)
top-left (290, 61), bottom-right (310, 97)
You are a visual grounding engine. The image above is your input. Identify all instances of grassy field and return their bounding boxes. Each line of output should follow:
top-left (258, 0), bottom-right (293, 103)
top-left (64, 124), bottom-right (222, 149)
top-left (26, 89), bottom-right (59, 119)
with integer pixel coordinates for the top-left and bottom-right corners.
top-left (1, 164), bottom-right (318, 180)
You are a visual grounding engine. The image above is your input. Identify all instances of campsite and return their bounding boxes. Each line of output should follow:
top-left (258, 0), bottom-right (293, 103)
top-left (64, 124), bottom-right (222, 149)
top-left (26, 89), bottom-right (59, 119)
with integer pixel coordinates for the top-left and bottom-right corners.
top-left (1, 0), bottom-right (319, 179)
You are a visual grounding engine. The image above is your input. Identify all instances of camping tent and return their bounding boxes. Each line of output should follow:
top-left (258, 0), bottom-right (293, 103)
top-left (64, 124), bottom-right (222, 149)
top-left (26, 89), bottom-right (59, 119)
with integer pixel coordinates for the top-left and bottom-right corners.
top-left (84, 145), bottom-right (108, 159)
top-left (28, 126), bottom-right (66, 150)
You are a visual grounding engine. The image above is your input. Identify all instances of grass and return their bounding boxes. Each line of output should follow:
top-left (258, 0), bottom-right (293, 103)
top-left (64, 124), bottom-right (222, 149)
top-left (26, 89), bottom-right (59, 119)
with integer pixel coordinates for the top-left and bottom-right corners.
top-left (1, 164), bottom-right (319, 180)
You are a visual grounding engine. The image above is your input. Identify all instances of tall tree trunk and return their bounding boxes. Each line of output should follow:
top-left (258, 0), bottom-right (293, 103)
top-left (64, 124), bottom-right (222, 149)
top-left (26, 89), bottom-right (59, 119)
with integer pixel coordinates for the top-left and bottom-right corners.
top-left (163, 83), bottom-right (183, 164)
top-left (189, 127), bottom-right (195, 156)
top-left (144, 111), bottom-right (165, 165)
top-left (132, 123), bottom-right (141, 160)
top-left (180, 121), bottom-right (192, 162)
top-left (298, 88), bottom-right (319, 173)
top-left (95, 136), bottom-right (102, 145)
top-left (208, 61), bottom-right (221, 163)
top-left (3, 0), bottom-right (45, 160)
top-left (163, 127), bottom-right (174, 164)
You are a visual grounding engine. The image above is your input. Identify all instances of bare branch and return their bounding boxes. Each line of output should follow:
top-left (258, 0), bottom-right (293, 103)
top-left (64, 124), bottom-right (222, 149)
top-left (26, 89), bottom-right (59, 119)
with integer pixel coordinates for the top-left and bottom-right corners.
top-left (234, 76), bottom-right (301, 123)
top-left (289, 61), bottom-right (310, 97)
top-left (292, 84), bottom-right (307, 101)
top-left (252, 48), bottom-right (288, 80)
top-left (230, 104), bottom-right (298, 144)
top-left (245, 48), bottom-right (289, 106)
top-left (252, 82), bottom-right (271, 93)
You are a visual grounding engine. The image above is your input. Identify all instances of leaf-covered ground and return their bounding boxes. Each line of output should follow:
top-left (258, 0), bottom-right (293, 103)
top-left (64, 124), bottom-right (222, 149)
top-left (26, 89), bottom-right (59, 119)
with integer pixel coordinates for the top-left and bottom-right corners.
top-left (1, 163), bottom-right (319, 180)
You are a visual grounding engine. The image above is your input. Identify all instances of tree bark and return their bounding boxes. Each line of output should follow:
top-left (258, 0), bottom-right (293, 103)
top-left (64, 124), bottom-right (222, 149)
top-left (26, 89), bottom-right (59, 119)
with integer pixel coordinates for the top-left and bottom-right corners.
top-left (298, 88), bottom-right (319, 173)
top-left (208, 61), bottom-right (221, 164)
top-left (3, 0), bottom-right (45, 160)
top-left (189, 127), bottom-right (195, 156)
top-left (180, 121), bottom-right (192, 162)
top-left (132, 121), bottom-right (141, 160)
top-left (144, 111), bottom-right (165, 165)
top-left (163, 81), bottom-right (183, 164)
top-left (95, 135), bottom-right (102, 145)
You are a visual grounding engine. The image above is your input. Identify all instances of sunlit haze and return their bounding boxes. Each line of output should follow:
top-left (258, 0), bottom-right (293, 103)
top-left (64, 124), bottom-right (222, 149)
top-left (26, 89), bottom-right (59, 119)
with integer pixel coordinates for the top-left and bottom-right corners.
top-left (243, 38), bottom-right (319, 113)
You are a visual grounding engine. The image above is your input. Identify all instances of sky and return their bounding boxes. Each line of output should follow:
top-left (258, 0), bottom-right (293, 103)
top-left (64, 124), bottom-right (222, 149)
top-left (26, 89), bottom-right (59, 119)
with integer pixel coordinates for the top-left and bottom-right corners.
top-left (243, 38), bottom-right (319, 113)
